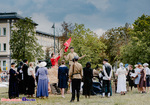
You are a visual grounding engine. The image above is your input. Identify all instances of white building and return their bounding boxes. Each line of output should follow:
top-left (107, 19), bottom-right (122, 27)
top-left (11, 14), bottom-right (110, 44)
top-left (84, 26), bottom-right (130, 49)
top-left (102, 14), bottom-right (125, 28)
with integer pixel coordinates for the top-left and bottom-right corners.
top-left (0, 12), bottom-right (59, 71)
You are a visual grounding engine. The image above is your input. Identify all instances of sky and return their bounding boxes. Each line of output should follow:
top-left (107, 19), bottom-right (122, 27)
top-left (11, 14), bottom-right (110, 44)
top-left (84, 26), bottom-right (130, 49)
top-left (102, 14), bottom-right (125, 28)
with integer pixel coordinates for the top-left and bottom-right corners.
top-left (0, 0), bottom-right (150, 36)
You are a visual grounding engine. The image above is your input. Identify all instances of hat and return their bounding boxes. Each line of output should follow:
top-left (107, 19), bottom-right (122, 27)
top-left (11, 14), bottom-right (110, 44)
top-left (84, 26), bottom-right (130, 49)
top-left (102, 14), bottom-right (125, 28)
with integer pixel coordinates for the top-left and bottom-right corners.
top-left (137, 62), bottom-right (142, 65)
top-left (143, 63), bottom-right (149, 66)
top-left (11, 62), bottom-right (16, 66)
top-left (23, 59), bottom-right (28, 63)
top-left (19, 62), bottom-right (23, 66)
top-left (103, 59), bottom-right (108, 62)
top-left (119, 63), bottom-right (123, 67)
top-left (70, 47), bottom-right (74, 49)
top-left (74, 56), bottom-right (79, 60)
top-left (134, 64), bottom-right (138, 67)
top-left (125, 64), bottom-right (128, 68)
top-left (39, 62), bottom-right (47, 67)
top-left (38, 60), bottom-right (42, 63)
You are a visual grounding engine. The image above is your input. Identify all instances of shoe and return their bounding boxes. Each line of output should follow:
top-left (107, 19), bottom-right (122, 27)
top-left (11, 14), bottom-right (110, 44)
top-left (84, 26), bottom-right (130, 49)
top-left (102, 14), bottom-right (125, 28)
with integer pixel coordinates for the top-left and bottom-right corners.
top-left (70, 100), bottom-right (74, 102)
top-left (77, 99), bottom-right (79, 102)
top-left (107, 93), bottom-right (110, 98)
top-left (142, 91), bottom-right (146, 94)
top-left (101, 93), bottom-right (105, 98)
top-left (62, 96), bottom-right (65, 98)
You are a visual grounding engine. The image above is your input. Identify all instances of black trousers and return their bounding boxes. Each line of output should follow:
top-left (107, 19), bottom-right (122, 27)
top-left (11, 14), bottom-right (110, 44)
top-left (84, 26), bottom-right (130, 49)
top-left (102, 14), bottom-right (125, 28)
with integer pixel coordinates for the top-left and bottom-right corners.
top-left (71, 79), bottom-right (81, 101)
top-left (102, 80), bottom-right (110, 93)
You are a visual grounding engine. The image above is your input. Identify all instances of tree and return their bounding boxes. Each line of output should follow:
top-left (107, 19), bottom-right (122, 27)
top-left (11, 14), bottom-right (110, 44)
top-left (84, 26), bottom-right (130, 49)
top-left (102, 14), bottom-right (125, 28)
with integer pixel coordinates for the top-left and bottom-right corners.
top-left (100, 23), bottom-right (131, 64)
top-left (45, 47), bottom-right (50, 60)
top-left (68, 24), bottom-right (107, 68)
top-left (10, 17), bottom-right (44, 62)
top-left (120, 14), bottom-right (150, 65)
top-left (59, 21), bottom-right (74, 49)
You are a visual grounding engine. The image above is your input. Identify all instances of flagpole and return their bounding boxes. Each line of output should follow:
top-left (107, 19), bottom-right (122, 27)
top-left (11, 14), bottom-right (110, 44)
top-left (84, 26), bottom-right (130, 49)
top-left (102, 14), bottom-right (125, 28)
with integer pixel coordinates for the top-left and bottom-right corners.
top-left (52, 23), bottom-right (55, 53)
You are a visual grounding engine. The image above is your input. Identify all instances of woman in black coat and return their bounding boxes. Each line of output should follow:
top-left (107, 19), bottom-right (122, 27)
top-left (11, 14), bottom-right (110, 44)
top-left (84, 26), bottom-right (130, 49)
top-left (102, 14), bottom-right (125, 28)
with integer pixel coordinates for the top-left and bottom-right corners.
top-left (9, 63), bottom-right (19, 99)
top-left (83, 62), bottom-right (93, 98)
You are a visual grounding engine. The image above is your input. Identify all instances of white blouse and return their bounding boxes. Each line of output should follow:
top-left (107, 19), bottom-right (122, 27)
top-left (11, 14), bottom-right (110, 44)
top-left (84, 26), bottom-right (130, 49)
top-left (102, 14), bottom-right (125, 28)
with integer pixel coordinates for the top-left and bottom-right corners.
top-left (145, 67), bottom-right (150, 75)
top-left (28, 67), bottom-right (33, 76)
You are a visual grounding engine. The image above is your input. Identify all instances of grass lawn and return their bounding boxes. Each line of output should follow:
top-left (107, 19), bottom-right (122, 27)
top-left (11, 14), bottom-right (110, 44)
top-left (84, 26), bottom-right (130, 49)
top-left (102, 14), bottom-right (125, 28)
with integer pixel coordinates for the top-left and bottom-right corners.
top-left (0, 87), bottom-right (150, 105)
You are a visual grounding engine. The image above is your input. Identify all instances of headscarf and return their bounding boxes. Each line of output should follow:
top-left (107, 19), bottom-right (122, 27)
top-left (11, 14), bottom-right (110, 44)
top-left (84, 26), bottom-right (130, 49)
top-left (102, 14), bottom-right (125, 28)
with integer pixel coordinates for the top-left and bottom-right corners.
top-left (119, 63), bottom-right (124, 69)
top-left (86, 62), bottom-right (91, 68)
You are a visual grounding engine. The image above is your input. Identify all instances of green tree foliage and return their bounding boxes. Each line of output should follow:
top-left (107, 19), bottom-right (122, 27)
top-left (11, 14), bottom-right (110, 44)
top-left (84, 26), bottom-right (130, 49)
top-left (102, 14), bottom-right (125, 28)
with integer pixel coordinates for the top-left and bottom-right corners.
top-left (10, 17), bottom-right (44, 62)
top-left (120, 14), bottom-right (150, 64)
top-left (100, 24), bottom-right (131, 64)
top-left (68, 24), bottom-right (107, 68)
top-left (59, 21), bottom-right (74, 49)
top-left (45, 47), bottom-right (50, 60)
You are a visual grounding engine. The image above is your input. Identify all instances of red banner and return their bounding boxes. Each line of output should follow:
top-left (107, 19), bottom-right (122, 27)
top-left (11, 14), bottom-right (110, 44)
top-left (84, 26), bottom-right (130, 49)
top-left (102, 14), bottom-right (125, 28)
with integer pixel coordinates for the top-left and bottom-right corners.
top-left (64, 37), bottom-right (71, 52)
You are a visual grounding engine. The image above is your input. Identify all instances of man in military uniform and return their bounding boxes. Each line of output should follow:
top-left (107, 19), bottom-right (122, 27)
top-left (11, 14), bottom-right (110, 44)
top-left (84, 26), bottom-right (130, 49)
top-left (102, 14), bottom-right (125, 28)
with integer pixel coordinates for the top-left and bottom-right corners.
top-left (64, 47), bottom-right (86, 66)
top-left (69, 56), bottom-right (83, 102)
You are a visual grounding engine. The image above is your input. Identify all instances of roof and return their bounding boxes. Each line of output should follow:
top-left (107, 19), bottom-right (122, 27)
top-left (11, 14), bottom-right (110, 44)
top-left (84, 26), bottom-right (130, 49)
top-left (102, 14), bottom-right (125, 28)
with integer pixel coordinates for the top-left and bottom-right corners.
top-left (0, 12), bottom-right (24, 19)
top-left (0, 12), bottom-right (38, 25)
top-left (36, 30), bottom-right (60, 38)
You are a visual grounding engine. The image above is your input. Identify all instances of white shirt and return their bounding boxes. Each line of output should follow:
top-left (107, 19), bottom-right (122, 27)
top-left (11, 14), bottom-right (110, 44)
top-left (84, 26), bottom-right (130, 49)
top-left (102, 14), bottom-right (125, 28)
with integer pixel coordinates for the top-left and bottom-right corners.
top-left (145, 67), bottom-right (150, 75)
top-left (28, 67), bottom-right (33, 76)
top-left (103, 63), bottom-right (112, 80)
top-left (116, 67), bottom-right (127, 76)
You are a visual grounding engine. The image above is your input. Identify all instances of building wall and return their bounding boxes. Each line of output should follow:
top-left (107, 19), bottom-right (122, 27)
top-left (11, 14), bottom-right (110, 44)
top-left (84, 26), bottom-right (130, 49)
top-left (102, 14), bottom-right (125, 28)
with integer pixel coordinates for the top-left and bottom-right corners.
top-left (36, 33), bottom-right (59, 56)
top-left (0, 19), bottom-right (60, 71)
top-left (0, 20), bottom-right (11, 71)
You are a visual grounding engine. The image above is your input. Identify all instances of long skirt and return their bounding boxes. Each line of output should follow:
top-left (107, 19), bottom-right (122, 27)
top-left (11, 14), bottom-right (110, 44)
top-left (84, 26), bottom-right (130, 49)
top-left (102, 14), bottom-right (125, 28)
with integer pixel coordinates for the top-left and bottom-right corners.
top-left (117, 75), bottom-right (126, 93)
top-left (37, 79), bottom-right (49, 97)
top-left (83, 80), bottom-right (92, 96)
top-left (139, 76), bottom-right (146, 88)
top-left (18, 80), bottom-right (24, 94)
top-left (27, 76), bottom-right (35, 95)
top-left (9, 81), bottom-right (19, 99)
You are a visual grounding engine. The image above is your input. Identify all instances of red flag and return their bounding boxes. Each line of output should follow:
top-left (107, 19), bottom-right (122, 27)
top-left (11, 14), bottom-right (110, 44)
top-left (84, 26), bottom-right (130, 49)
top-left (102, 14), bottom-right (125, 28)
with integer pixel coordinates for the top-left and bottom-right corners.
top-left (64, 37), bottom-right (71, 52)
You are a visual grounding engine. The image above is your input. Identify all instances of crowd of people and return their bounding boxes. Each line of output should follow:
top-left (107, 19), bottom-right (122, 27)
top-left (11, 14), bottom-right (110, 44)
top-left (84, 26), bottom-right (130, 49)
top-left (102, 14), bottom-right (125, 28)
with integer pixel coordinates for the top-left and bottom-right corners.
top-left (115, 62), bottom-right (150, 95)
top-left (7, 46), bottom-right (150, 102)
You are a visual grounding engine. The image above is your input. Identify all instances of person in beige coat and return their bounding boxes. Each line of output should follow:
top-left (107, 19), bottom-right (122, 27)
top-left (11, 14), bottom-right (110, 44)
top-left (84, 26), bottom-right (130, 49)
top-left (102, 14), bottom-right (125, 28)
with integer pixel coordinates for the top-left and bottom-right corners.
top-left (64, 47), bottom-right (86, 66)
top-left (69, 56), bottom-right (83, 102)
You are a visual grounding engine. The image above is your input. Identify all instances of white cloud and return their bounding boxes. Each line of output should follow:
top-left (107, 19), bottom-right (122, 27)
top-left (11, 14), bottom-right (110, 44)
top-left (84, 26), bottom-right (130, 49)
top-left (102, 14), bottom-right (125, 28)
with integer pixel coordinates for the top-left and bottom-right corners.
top-left (17, 10), bottom-right (23, 15)
top-left (32, 0), bottom-right (47, 9)
top-left (94, 28), bottom-right (106, 37)
top-left (87, 0), bottom-right (110, 11)
top-left (64, 13), bottom-right (122, 30)
top-left (32, 13), bottom-right (62, 35)
top-left (32, 13), bottom-right (53, 33)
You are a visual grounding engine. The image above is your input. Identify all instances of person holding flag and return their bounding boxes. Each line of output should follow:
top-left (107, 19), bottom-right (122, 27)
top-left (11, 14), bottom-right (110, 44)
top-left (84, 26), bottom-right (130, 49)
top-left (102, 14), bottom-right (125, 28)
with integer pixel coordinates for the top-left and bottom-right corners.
top-left (48, 49), bottom-right (63, 94)
top-left (64, 37), bottom-right (86, 66)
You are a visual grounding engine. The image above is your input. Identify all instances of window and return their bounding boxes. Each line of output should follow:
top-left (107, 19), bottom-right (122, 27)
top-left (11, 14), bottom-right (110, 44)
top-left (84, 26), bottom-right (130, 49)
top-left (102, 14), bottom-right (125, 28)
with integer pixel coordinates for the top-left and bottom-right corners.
top-left (3, 28), bottom-right (6, 35)
top-left (3, 61), bottom-right (6, 71)
top-left (3, 43), bottom-right (6, 51)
